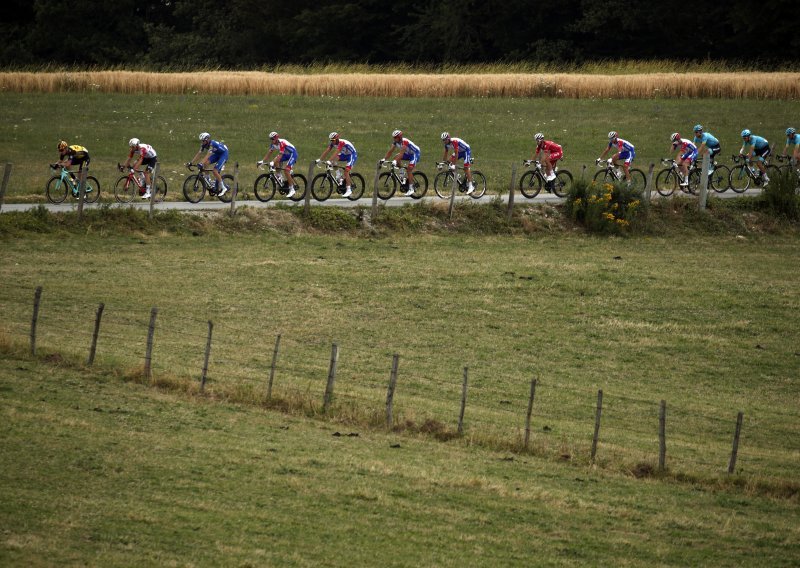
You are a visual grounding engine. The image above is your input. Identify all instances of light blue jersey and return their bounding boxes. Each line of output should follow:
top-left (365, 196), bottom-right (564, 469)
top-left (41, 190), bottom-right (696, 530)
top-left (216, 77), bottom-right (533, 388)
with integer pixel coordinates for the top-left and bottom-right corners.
top-left (693, 132), bottom-right (720, 148)
top-left (743, 135), bottom-right (769, 151)
top-left (787, 133), bottom-right (800, 145)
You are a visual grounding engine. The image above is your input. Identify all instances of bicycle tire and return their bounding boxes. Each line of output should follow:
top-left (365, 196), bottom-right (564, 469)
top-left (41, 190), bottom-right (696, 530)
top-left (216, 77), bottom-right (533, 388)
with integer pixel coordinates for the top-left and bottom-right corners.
top-left (593, 169), bottom-right (614, 184)
top-left (410, 172), bottom-right (428, 199)
top-left (154, 176), bottom-right (167, 203)
top-left (182, 174), bottom-right (206, 203)
top-left (79, 176), bottom-right (101, 203)
top-left (311, 173), bottom-right (334, 201)
top-left (253, 173), bottom-right (276, 202)
top-left (469, 171), bottom-right (487, 199)
top-left (215, 174), bottom-right (235, 203)
top-left (434, 171), bottom-right (454, 199)
top-left (114, 176), bottom-right (135, 203)
top-left (376, 172), bottom-right (396, 200)
top-left (288, 173), bottom-right (307, 201)
top-left (518, 170), bottom-right (542, 198)
top-left (347, 173), bottom-right (366, 200)
top-left (710, 165), bottom-right (731, 193)
top-left (552, 170), bottom-right (573, 198)
top-left (728, 165), bottom-right (750, 193)
top-left (45, 176), bottom-right (68, 204)
top-left (655, 169), bottom-right (677, 197)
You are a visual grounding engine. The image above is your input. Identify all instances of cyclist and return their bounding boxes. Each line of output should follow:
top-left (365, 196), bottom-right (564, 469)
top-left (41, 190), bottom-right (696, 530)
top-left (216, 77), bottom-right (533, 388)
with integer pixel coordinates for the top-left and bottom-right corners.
top-left (530, 132), bottom-right (562, 187)
top-left (739, 129), bottom-right (771, 185)
top-left (669, 132), bottom-right (697, 188)
top-left (317, 132), bottom-right (357, 198)
top-left (188, 132), bottom-right (229, 196)
top-left (691, 124), bottom-right (721, 168)
top-left (124, 138), bottom-right (158, 199)
top-left (598, 131), bottom-right (635, 182)
top-left (782, 127), bottom-right (800, 163)
top-left (382, 129), bottom-right (421, 197)
top-left (441, 132), bottom-right (474, 194)
top-left (57, 140), bottom-right (90, 176)
top-left (258, 131), bottom-right (298, 198)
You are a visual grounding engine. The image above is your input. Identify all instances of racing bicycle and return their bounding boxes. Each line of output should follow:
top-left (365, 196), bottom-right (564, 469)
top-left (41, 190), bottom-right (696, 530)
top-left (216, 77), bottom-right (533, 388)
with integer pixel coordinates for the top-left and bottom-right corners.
top-left (728, 155), bottom-right (780, 193)
top-left (114, 163), bottom-right (167, 203)
top-left (253, 163), bottom-right (307, 202)
top-left (310, 162), bottom-right (365, 201)
top-left (593, 159), bottom-right (647, 190)
top-left (433, 161), bottom-right (487, 199)
top-left (655, 158), bottom-right (730, 197)
top-left (182, 164), bottom-right (235, 203)
top-left (45, 164), bottom-right (100, 204)
top-left (518, 160), bottom-right (573, 198)
top-left (376, 161), bottom-right (429, 200)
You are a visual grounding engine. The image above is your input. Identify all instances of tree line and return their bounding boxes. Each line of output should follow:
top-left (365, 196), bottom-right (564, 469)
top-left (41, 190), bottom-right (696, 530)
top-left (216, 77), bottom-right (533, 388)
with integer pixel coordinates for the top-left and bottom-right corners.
top-left (3, 0), bottom-right (797, 68)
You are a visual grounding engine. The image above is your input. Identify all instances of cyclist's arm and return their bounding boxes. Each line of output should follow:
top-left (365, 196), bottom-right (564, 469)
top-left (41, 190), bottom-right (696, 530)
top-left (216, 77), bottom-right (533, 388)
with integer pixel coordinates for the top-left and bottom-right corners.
top-left (319, 146), bottom-right (333, 161)
top-left (383, 146), bottom-right (396, 161)
top-left (262, 149), bottom-right (275, 163)
top-left (599, 146), bottom-right (609, 159)
top-left (190, 149), bottom-right (205, 165)
top-left (782, 143), bottom-right (790, 157)
top-left (697, 142), bottom-right (707, 155)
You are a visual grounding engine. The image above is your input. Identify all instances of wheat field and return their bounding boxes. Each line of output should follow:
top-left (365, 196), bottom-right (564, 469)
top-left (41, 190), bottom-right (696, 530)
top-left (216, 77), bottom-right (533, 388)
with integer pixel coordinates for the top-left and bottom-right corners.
top-left (2, 70), bottom-right (799, 99)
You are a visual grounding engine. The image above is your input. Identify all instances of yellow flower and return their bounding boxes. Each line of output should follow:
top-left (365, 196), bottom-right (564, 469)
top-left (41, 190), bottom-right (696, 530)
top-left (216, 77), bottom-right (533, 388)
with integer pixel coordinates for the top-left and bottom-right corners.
top-left (604, 183), bottom-right (614, 191)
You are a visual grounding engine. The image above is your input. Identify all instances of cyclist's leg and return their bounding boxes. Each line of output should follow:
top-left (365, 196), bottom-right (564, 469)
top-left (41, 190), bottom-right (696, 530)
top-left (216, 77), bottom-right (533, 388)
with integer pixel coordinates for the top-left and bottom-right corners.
top-left (209, 153), bottom-right (227, 188)
top-left (403, 151), bottom-right (418, 186)
top-left (542, 151), bottom-right (553, 177)
top-left (283, 151), bottom-right (297, 187)
top-left (460, 149), bottom-right (473, 183)
top-left (341, 152), bottom-right (356, 187)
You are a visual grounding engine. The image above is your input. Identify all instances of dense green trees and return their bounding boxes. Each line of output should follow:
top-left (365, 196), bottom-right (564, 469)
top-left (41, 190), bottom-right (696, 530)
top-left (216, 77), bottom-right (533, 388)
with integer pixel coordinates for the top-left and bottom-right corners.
top-left (4, 0), bottom-right (797, 67)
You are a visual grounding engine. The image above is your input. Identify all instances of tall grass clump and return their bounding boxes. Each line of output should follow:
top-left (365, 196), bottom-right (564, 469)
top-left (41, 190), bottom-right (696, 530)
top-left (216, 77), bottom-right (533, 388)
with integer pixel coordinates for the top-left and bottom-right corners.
top-left (565, 179), bottom-right (643, 234)
top-left (761, 170), bottom-right (800, 220)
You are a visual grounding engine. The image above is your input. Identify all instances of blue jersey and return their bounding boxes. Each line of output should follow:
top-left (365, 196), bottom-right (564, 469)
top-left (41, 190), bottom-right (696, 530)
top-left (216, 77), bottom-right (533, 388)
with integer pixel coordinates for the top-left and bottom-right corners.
top-left (202, 139), bottom-right (228, 156)
top-left (787, 133), bottom-right (800, 145)
top-left (693, 132), bottom-right (720, 148)
top-left (609, 138), bottom-right (635, 153)
top-left (394, 137), bottom-right (421, 155)
top-left (744, 135), bottom-right (769, 151)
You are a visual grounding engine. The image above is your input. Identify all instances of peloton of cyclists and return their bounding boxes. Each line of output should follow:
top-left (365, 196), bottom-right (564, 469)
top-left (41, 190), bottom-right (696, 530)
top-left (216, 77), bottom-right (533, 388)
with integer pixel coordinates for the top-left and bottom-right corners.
top-left (188, 132), bottom-right (230, 196)
top-left (259, 131), bottom-right (298, 198)
top-left (382, 130), bottom-right (421, 197)
top-left (669, 132), bottom-right (698, 188)
top-left (739, 129), bottom-right (771, 186)
top-left (782, 127), bottom-right (800, 163)
top-left (598, 131), bottom-right (635, 182)
top-left (441, 132), bottom-right (474, 194)
top-left (318, 132), bottom-right (357, 198)
top-left (124, 138), bottom-right (158, 199)
top-left (529, 132), bottom-right (562, 189)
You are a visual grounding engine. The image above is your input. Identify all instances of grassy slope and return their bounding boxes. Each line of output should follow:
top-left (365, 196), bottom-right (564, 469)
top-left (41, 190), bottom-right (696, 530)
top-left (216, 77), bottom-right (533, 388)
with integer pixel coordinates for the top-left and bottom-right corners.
top-left (1, 353), bottom-right (799, 567)
top-left (2, 93), bottom-right (798, 199)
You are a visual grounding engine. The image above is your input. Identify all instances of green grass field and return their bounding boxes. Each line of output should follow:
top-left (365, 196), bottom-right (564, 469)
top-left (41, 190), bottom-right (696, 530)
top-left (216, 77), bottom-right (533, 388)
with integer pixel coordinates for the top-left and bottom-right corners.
top-left (2, 93), bottom-right (798, 200)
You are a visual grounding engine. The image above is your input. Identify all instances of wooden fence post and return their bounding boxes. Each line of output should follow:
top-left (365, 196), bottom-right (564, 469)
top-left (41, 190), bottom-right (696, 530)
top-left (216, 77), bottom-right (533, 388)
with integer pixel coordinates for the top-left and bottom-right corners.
top-left (30, 286), bottom-right (42, 356)
top-left (523, 378), bottom-right (537, 449)
top-left (267, 333), bottom-right (281, 399)
top-left (304, 161), bottom-right (315, 215)
top-left (698, 151), bottom-right (710, 210)
top-left (77, 167), bottom-right (88, 220)
top-left (448, 168), bottom-right (458, 220)
top-left (144, 307), bottom-right (158, 379)
top-left (149, 162), bottom-right (159, 219)
top-left (581, 163), bottom-right (587, 181)
top-left (201, 320), bottom-right (213, 391)
top-left (0, 163), bottom-right (12, 213)
top-left (658, 399), bottom-right (667, 471)
top-left (457, 366), bottom-right (468, 435)
top-left (322, 343), bottom-right (339, 412)
top-left (728, 411), bottom-right (744, 474)
top-left (371, 161), bottom-right (381, 219)
top-left (87, 302), bottom-right (104, 366)
top-left (385, 354), bottom-right (400, 428)
top-left (506, 162), bottom-right (517, 221)
top-left (644, 162), bottom-right (655, 206)
top-left (230, 162), bottom-right (239, 216)
top-left (591, 389), bottom-right (603, 463)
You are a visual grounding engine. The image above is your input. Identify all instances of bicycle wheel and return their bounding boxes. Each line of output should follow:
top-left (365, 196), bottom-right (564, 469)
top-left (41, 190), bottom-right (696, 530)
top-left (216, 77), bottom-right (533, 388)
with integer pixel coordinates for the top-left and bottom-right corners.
top-left (153, 176), bottom-right (167, 203)
top-left (410, 172), bottom-right (428, 199)
top-left (114, 176), bottom-right (135, 203)
top-left (593, 170), bottom-right (614, 184)
top-left (347, 173), bottom-right (366, 200)
top-left (377, 172), bottom-right (397, 200)
top-left (253, 173), bottom-right (276, 202)
top-left (182, 175), bottom-right (206, 203)
top-left (311, 174), bottom-right (334, 201)
top-left (728, 165), bottom-right (750, 193)
top-left (45, 176), bottom-right (68, 204)
top-left (216, 174), bottom-right (235, 203)
top-left (469, 171), bottom-right (487, 199)
top-left (552, 170), bottom-right (573, 198)
top-left (434, 171), bottom-right (455, 199)
top-left (655, 169), bottom-right (677, 197)
top-left (710, 165), bottom-right (730, 192)
top-left (288, 173), bottom-right (307, 201)
top-left (518, 170), bottom-right (542, 198)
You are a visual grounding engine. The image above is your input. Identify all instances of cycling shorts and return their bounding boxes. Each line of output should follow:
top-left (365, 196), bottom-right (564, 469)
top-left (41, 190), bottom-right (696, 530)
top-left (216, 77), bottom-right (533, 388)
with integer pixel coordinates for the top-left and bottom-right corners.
top-left (338, 151), bottom-right (357, 170)
top-left (457, 148), bottom-right (473, 165)
top-left (208, 151), bottom-right (228, 171)
top-left (754, 145), bottom-right (770, 160)
top-left (707, 145), bottom-right (721, 159)
top-left (70, 154), bottom-right (90, 170)
top-left (617, 150), bottom-right (634, 164)
top-left (547, 150), bottom-right (563, 164)
top-left (680, 149), bottom-right (697, 162)
top-left (142, 156), bottom-right (157, 169)
top-left (402, 150), bottom-right (420, 166)
top-left (279, 148), bottom-right (298, 169)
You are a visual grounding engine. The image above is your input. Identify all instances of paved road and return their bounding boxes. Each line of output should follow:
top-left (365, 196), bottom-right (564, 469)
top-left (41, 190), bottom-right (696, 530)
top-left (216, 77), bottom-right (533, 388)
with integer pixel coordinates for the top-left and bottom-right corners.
top-left (0, 188), bottom-right (763, 214)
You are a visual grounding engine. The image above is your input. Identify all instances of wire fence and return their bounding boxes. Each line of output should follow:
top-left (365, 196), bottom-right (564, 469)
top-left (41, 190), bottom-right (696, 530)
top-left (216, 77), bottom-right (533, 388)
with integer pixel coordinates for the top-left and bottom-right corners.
top-left (2, 285), bottom-right (798, 481)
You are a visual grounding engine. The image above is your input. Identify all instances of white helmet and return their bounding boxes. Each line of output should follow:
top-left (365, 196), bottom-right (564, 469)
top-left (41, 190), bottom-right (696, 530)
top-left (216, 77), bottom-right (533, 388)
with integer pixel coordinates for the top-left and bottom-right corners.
top-left (268, 131), bottom-right (278, 140)
top-left (534, 132), bottom-right (544, 142)
top-left (328, 131), bottom-right (339, 140)
top-left (608, 131), bottom-right (618, 140)
top-left (440, 132), bottom-right (450, 140)
top-left (392, 129), bottom-right (402, 138)
top-left (670, 132), bottom-right (681, 143)
top-left (199, 132), bottom-right (210, 141)
top-left (129, 137), bottom-right (140, 147)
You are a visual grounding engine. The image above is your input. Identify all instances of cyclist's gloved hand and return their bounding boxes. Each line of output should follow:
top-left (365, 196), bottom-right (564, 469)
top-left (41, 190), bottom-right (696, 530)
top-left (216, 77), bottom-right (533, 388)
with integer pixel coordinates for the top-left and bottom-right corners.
top-left (326, 160), bottom-right (332, 166)
top-left (269, 161), bottom-right (275, 168)
top-left (315, 159), bottom-right (321, 164)
top-left (449, 163), bottom-right (456, 171)
top-left (391, 160), bottom-right (397, 167)
top-left (257, 160), bottom-right (264, 166)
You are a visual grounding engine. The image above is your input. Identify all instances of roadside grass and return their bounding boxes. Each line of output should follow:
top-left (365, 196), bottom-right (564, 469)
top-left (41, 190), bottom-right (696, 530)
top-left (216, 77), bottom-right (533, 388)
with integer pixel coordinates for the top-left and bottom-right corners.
top-left (2, 93), bottom-right (798, 202)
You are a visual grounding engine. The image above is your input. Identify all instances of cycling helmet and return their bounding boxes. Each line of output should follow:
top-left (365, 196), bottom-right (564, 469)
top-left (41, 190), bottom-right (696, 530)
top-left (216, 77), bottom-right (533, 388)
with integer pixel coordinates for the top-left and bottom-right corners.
top-left (608, 131), bottom-right (617, 140)
top-left (392, 129), bottom-right (402, 138)
top-left (57, 140), bottom-right (68, 151)
top-left (670, 132), bottom-right (681, 143)
top-left (129, 137), bottom-right (140, 147)
top-left (787, 127), bottom-right (796, 137)
top-left (440, 132), bottom-right (450, 140)
top-left (534, 132), bottom-right (544, 142)
top-left (328, 131), bottom-right (339, 140)
top-left (693, 124), bottom-right (703, 132)
top-left (741, 129), bottom-right (751, 138)
top-left (268, 131), bottom-right (279, 140)
top-left (199, 132), bottom-right (211, 141)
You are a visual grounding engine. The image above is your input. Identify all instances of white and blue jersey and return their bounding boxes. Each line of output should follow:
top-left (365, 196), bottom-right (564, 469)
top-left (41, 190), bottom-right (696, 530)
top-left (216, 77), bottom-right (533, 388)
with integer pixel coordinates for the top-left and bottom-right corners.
top-left (609, 138), bottom-right (635, 163)
top-left (202, 139), bottom-right (229, 171)
top-left (393, 137), bottom-right (421, 165)
top-left (673, 138), bottom-right (698, 162)
top-left (447, 137), bottom-right (472, 163)
top-left (330, 139), bottom-right (357, 169)
top-left (270, 139), bottom-right (298, 168)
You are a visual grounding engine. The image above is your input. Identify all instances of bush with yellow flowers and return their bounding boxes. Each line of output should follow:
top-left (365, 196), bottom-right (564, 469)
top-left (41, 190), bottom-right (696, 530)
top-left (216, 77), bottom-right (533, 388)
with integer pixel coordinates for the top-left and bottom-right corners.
top-left (564, 179), bottom-right (643, 234)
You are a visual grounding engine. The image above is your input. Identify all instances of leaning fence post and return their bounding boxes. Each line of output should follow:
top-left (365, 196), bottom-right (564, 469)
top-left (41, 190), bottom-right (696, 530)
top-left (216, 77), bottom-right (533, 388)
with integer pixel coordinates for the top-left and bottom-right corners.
top-left (0, 162), bottom-right (12, 213)
top-left (30, 286), bottom-right (43, 356)
top-left (523, 378), bottom-right (537, 449)
top-left (230, 162), bottom-right (239, 216)
top-left (77, 167), bottom-right (88, 220)
top-left (457, 366), bottom-right (469, 435)
top-left (698, 151), bottom-right (711, 210)
top-left (644, 162), bottom-right (655, 206)
top-left (658, 399), bottom-right (667, 471)
top-left (581, 163), bottom-right (587, 181)
top-left (322, 343), bottom-right (339, 412)
top-left (728, 411), bottom-right (744, 474)
top-left (371, 160), bottom-right (381, 219)
top-left (506, 162), bottom-right (517, 221)
top-left (148, 162), bottom-right (159, 219)
top-left (267, 333), bottom-right (281, 399)
top-left (200, 320), bottom-right (213, 391)
top-left (144, 307), bottom-right (158, 379)
top-left (448, 168), bottom-right (458, 220)
top-left (591, 389), bottom-right (603, 463)
top-left (87, 302), bottom-right (104, 366)
top-left (304, 161), bottom-right (315, 215)
top-left (385, 354), bottom-right (400, 428)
